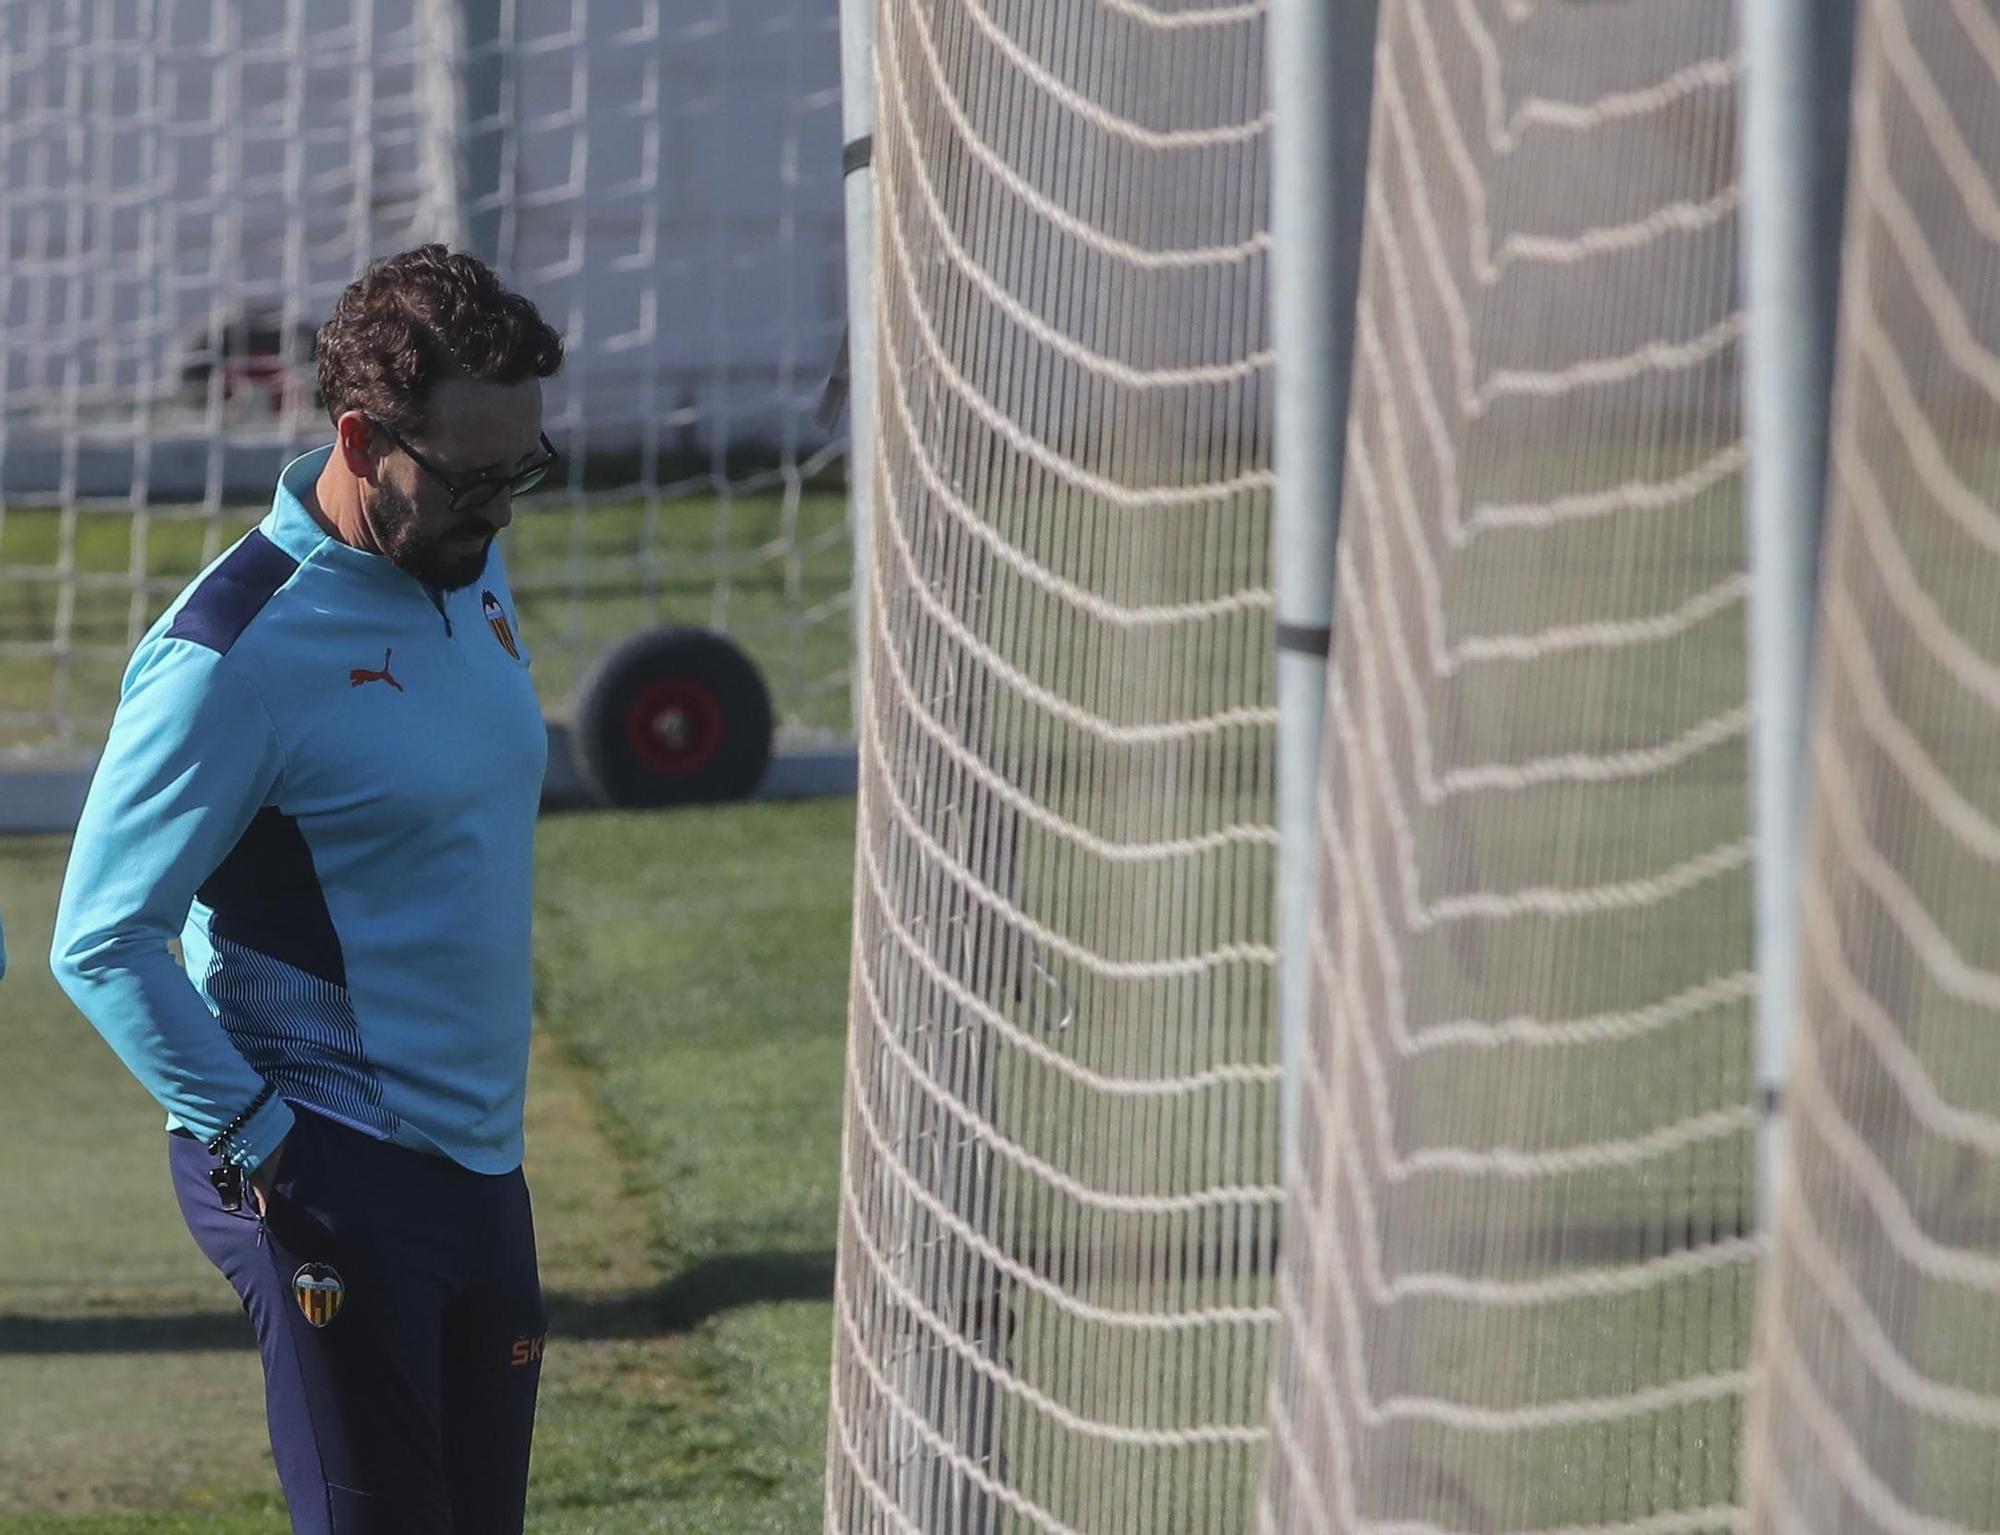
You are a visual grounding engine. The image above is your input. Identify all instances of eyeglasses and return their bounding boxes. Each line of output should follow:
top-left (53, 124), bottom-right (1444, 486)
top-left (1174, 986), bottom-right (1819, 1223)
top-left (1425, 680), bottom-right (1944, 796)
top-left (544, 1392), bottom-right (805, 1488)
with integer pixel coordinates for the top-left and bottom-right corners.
top-left (369, 418), bottom-right (559, 515)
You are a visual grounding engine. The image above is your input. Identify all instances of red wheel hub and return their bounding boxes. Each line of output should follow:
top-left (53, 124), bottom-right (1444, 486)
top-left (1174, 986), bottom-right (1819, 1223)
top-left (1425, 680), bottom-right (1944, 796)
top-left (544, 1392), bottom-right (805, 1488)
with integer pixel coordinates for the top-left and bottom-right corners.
top-left (626, 678), bottom-right (725, 776)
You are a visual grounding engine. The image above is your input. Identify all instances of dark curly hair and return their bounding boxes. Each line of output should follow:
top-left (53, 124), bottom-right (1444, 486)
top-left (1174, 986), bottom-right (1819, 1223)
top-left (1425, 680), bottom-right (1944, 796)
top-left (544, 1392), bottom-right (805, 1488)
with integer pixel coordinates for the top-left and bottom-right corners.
top-left (315, 245), bottom-right (564, 435)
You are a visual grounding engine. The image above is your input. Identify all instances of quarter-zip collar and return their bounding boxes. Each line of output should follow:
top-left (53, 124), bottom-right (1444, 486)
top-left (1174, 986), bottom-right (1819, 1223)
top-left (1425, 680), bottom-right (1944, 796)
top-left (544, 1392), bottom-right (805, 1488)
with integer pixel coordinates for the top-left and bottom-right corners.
top-left (266, 445), bottom-right (354, 567)
top-left (268, 446), bottom-right (455, 634)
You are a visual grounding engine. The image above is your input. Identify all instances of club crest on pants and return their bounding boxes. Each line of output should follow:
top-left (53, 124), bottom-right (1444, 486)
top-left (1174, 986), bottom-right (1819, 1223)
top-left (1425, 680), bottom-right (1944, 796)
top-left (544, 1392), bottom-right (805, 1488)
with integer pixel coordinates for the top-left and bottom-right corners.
top-left (292, 1262), bottom-right (346, 1328)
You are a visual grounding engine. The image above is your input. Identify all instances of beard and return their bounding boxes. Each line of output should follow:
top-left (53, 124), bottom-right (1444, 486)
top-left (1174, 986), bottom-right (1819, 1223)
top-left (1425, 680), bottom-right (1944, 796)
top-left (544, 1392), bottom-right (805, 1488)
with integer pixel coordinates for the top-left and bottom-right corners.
top-left (369, 482), bottom-right (495, 592)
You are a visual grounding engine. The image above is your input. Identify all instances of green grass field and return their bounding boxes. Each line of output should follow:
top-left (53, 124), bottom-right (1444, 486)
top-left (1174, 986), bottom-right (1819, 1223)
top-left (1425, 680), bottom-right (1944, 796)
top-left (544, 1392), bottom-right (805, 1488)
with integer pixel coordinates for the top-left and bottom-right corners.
top-left (0, 488), bottom-right (854, 757)
top-left (0, 799), bottom-right (856, 1532)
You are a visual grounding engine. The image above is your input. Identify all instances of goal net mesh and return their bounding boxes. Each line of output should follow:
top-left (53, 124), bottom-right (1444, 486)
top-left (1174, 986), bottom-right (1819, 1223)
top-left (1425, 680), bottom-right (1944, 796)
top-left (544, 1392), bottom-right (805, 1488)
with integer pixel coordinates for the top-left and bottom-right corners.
top-left (1257, 3), bottom-right (1757, 1531)
top-left (0, 0), bottom-right (849, 765)
top-left (824, 0), bottom-right (1279, 1530)
top-left (1744, 1), bottom-right (2000, 1529)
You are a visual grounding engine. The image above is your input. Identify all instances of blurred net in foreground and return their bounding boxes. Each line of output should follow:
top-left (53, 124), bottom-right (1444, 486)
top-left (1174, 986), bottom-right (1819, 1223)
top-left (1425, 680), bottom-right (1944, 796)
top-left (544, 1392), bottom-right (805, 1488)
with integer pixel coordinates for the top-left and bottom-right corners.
top-left (824, 0), bottom-right (1279, 1530)
top-left (1746, 1), bottom-right (2000, 1529)
top-left (1258, 2), bottom-right (1756, 1531)
top-left (0, 0), bottom-right (848, 764)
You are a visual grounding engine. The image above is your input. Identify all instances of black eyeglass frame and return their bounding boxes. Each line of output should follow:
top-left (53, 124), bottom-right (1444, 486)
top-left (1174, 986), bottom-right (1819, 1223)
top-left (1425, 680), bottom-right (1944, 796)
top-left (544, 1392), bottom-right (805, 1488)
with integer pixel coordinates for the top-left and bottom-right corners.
top-left (368, 418), bottom-right (559, 514)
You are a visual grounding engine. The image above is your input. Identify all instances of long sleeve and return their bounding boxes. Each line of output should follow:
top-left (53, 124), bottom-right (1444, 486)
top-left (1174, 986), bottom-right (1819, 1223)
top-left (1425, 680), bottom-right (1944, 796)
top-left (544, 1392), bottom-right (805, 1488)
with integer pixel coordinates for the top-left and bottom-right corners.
top-left (51, 637), bottom-right (296, 1169)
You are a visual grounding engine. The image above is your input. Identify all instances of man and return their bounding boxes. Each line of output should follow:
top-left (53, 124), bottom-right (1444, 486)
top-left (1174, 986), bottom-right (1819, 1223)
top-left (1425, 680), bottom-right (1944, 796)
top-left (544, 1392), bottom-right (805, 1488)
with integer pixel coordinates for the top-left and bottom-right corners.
top-left (51, 245), bottom-right (564, 1533)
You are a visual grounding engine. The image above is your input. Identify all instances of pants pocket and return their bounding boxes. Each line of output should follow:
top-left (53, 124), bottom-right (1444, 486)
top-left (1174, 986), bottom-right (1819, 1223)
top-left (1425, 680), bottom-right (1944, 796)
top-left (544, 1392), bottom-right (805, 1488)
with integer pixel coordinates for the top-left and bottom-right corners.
top-left (267, 1104), bottom-right (326, 1201)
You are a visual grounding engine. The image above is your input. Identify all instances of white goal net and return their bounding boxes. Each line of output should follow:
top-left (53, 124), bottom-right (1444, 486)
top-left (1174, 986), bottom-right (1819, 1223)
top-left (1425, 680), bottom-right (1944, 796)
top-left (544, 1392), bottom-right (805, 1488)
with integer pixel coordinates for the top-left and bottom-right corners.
top-left (1258, 2), bottom-right (1756, 1531)
top-left (825, 0), bottom-right (1280, 1530)
top-left (1745, 0), bottom-right (2000, 1528)
top-left (0, 0), bottom-right (850, 766)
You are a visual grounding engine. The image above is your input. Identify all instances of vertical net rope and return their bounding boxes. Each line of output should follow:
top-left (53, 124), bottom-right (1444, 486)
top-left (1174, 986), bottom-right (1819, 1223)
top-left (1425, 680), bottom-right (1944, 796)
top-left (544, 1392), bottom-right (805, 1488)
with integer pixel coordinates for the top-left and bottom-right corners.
top-left (1259, 3), bottom-right (1755, 1531)
top-left (826, 1), bottom-right (1279, 1531)
top-left (1746, 1), bottom-right (2000, 1529)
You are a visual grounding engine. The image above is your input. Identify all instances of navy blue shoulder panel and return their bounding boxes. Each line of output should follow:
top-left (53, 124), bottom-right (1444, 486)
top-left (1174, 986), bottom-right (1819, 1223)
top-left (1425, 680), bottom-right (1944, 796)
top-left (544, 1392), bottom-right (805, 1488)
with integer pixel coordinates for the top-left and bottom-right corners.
top-left (199, 808), bottom-right (347, 988)
top-left (165, 531), bottom-right (298, 655)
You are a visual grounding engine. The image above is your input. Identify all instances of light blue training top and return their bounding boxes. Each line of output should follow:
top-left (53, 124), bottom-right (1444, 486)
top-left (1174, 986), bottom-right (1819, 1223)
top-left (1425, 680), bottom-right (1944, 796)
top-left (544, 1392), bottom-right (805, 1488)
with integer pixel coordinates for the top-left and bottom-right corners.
top-left (51, 446), bottom-right (547, 1174)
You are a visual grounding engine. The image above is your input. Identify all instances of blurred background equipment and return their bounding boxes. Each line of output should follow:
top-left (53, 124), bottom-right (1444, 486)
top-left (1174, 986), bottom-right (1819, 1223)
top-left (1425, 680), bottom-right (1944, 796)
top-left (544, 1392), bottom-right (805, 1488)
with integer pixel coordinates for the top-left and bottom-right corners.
top-left (0, 0), bottom-right (852, 777)
top-left (570, 623), bottom-right (776, 807)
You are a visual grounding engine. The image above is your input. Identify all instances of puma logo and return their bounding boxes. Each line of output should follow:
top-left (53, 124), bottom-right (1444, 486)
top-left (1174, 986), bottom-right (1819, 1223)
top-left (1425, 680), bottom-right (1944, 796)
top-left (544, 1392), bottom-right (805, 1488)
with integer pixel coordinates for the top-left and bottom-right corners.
top-left (349, 648), bottom-right (404, 692)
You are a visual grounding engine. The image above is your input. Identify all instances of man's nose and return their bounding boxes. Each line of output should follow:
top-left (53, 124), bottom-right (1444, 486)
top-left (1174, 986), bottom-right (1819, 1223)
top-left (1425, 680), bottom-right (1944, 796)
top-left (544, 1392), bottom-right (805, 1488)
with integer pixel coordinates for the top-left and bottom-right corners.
top-left (484, 491), bottom-right (514, 534)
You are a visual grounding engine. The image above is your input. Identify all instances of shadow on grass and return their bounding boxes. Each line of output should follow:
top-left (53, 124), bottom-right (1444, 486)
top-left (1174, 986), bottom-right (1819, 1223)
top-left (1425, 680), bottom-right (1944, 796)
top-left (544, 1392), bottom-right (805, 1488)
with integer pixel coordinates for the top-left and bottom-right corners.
top-left (0, 1248), bottom-right (836, 1356)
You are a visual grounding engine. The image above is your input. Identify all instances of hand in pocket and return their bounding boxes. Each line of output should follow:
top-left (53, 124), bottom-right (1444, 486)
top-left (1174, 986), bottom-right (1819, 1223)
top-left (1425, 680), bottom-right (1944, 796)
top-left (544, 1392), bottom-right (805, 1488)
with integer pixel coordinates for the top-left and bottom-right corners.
top-left (249, 1129), bottom-right (295, 1216)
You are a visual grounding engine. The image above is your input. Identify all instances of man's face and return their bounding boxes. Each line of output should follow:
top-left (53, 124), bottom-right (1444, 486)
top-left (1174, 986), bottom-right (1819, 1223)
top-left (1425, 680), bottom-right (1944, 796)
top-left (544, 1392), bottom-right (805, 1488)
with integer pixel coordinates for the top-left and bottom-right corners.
top-left (365, 375), bottom-right (545, 592)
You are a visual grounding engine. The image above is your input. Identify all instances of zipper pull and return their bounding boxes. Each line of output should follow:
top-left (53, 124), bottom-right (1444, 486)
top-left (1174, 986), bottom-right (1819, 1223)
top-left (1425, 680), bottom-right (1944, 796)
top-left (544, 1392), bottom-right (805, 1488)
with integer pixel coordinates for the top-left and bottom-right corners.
top-left (425, 584), bottom-right (454, 636)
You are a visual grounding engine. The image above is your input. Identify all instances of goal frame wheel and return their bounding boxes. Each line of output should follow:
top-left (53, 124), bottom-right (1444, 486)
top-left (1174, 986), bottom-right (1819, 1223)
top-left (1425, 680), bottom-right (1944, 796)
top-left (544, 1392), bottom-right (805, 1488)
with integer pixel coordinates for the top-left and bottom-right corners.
top-left (571, 625), bottom-right (774, 808)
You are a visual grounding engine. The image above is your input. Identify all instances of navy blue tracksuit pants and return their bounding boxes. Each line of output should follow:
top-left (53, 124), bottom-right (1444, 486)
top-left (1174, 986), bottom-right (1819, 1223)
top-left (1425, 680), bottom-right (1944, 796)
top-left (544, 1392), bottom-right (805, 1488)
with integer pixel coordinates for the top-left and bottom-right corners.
top-left (169, 1105), bottom-right (546, 1533)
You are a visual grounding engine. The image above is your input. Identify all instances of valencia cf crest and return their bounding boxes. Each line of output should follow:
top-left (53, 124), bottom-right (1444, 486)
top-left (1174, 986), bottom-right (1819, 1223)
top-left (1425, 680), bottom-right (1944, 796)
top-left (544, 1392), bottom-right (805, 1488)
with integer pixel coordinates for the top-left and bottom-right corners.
top-left (292, 1262), bottom-right (346, 1328)
top-left (481, 590), bottom-right (522, 662)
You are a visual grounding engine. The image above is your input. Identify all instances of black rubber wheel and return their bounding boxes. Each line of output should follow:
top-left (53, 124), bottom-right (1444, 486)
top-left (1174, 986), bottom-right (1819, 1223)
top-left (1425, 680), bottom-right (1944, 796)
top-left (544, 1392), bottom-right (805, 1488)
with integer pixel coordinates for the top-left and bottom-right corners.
top-left (571, 626), bottom-right (774, 808)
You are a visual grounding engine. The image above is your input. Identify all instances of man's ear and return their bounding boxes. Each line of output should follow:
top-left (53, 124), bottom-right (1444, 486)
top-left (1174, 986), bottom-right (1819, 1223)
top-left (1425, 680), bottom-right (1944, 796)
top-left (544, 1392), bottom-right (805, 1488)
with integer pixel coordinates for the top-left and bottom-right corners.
top-left (333, 411), bottom-right (380, 481)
